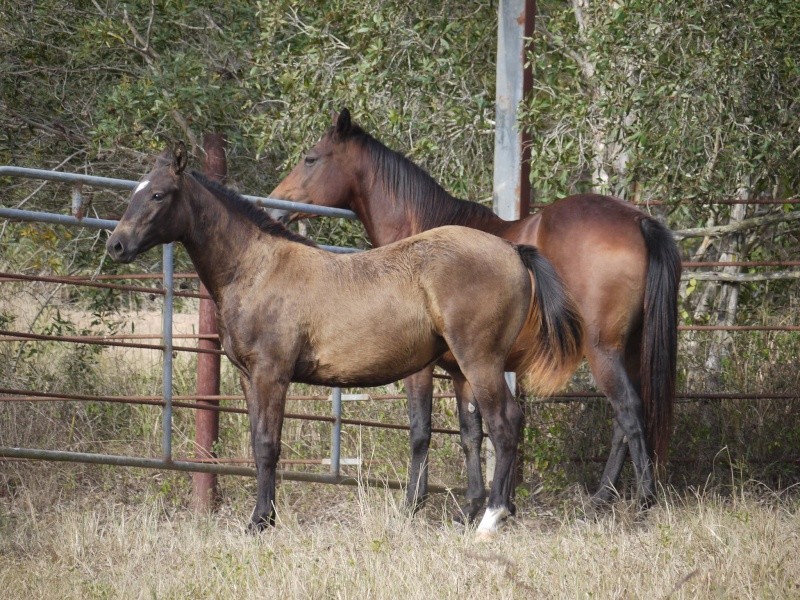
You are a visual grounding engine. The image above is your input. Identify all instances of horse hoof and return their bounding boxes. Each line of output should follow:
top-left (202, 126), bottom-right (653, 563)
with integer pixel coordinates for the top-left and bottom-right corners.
top-left (638, 495), bottom-right (657, 513)
top-left (475, 506), bottom-right (510, 537)
top-left (639, 494), bottom-right (658, 511)
top-left (246, 521), bottom-right (263, 535)
top-left (247, 513), bottom-right (276, 533)
top-left (475, 529), bottom-right (497, 542)
top-left (590, 486), bottom-right (619, 507)
top-left (454, 499), bottom-right (484, 525)
top-left (404, 494), bottom-right (428, 516)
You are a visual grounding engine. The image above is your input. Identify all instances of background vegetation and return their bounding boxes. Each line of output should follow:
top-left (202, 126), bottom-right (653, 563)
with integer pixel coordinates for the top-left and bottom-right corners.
top-left (1, 0), bottom-right (799, 570)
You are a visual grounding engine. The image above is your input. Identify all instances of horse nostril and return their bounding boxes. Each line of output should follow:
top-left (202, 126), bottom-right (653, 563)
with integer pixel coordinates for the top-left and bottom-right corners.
top-left (108, 239), bottom-right (124, 257)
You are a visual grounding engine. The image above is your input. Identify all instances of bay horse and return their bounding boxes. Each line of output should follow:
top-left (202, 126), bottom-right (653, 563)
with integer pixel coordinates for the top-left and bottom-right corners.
top-left (106, 143), bottom-right (583, 536)
top-left (270, 109), bottom-right (682, 516)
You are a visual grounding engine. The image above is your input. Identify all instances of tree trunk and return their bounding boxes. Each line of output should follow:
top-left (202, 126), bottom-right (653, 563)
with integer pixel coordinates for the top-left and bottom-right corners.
top-left (703, 190), bottom-right (749, 382)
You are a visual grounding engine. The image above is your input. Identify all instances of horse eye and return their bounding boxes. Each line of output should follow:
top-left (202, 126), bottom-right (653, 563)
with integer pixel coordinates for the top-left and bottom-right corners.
top-left (304, 155), bottom-right (318, 166)
top-left (152, 192), bottom-right (164, 201)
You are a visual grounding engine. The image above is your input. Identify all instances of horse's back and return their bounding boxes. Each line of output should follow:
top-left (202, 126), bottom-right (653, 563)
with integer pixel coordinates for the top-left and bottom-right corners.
top-left (399, 225), bottom-right (529, 290)
top-left (396, 225), bottom-right (533, 354)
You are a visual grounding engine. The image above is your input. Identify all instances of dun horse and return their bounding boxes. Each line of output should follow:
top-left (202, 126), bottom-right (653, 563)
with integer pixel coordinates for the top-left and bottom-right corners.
top-left (271, 109), bottom-right (682, 517)
top-left (106, 143), bottom-right (583, 536)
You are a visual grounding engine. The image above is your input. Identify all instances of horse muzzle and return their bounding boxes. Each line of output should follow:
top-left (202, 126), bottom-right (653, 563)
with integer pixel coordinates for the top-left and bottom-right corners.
top-left (106, 232), bottom-right (139, 263)
top-left (267, 207), bottom-right (294, 224)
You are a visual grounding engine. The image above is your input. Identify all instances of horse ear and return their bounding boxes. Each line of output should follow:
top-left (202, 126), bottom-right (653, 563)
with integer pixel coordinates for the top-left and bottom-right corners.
top-left (334, 108), bottom-right (352, 138)
top-left (172, 141), bottom-right (188, 176)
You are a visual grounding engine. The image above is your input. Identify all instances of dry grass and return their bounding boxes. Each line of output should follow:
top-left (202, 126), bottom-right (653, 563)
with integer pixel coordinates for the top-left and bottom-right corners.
top-left (1, 468), bottom-right (798, 599)
top-left (2, 282), bottom-right (799, 598)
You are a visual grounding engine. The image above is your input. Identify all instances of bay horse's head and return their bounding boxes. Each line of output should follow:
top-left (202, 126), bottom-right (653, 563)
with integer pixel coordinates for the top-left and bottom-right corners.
top-left (107, 142), bottom-right (191, 263)
top-left (269, 108), bottom-right (358, 223)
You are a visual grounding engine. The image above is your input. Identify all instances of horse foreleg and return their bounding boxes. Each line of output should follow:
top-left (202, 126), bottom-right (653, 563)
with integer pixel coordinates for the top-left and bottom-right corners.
top-left (243, 368), bottom-right (289, 532)
top-left (451, 372), bottom-right (487, 524)
top-left (405, 365), bottom-right (435, 511)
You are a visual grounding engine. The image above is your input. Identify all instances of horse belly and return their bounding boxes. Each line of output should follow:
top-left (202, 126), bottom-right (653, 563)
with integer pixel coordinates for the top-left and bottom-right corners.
top-left (305, 316), bottom-right (445, 387)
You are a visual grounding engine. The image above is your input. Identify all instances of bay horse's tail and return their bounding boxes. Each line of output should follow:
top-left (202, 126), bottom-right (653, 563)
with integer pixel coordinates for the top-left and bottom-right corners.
top-left (639, 218), bottom-right (682, 465)
top-left (515, 245), bottom-right (584, 396)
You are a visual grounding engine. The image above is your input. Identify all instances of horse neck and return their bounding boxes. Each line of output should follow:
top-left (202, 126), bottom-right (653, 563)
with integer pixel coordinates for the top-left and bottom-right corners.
top-left (180, 177), bottom-right (278, 301)
top-left (355, 148), bottom-right (507, 245)
top-left (351, 182), bottom-right (413, 246)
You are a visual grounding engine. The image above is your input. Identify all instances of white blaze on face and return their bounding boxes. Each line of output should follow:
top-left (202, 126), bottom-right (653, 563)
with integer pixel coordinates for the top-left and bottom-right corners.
top-left (134, 180), bottom-right (150, 195)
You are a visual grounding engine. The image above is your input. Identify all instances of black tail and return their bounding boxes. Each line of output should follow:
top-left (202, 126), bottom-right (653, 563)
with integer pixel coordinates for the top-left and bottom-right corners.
top-left (515, 245), bottom-right (584, 395)
top-left (639, 218), bottom-right (682, 464)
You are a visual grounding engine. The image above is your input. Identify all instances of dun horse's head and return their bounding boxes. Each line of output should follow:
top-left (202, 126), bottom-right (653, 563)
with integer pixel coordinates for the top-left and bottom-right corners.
top-left (269, 108), bottom-right (357, 223)
top-left (106, 142), bottom-right (190, 263)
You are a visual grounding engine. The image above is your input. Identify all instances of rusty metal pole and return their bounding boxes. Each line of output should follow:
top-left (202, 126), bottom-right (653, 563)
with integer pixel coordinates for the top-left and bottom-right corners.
top-left (493, 0), bottom-right (536, 488)
top-left (192, 133), bottom-right (226, 513)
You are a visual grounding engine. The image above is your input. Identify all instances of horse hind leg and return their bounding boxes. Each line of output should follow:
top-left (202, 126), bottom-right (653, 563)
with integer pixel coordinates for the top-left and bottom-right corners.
top-left (405, 366), bottom-right (434, 511)
top-left (449, 372), bottom-right (487, 524)
top-left (591, 331), bottom-right (652, 507)
top-left (588, 346), bottom-right (655, 506)
top-left (591, 421), bottom-right (628, 506)
top-left (446, 363), bottom-right (521, 537)
top-left (473, 374), bottom-right (522, 537)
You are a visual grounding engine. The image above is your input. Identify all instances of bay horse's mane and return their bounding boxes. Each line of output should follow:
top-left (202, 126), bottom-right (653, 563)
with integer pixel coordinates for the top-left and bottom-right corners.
top-left (342, 125), bottom-right (499, 230)
top-left (190, 170), bottom-right (317, 248)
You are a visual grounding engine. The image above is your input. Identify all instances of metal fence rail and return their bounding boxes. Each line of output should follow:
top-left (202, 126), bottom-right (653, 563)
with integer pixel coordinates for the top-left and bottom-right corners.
top-left (1, 165), bottom-right (798, 491)
top-left (1, 166), bottom-right (403, 491)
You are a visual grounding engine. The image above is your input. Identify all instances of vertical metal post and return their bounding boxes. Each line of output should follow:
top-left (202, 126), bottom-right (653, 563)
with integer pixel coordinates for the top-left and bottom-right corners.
top-left (493, 0), bottom-right (535, 220)
top-left (330, 387), bottom-right (342, 477)
top-left (493, 0), bottom-right (536, 487)
top-left (161, 242), bottom-right (174, 461)
top-left (193, 134), bottom-right (225, 512)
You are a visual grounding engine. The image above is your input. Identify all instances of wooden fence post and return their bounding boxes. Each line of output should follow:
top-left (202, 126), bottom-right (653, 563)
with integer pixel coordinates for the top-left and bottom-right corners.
top-left (191, 133), bottom-right (226, 512)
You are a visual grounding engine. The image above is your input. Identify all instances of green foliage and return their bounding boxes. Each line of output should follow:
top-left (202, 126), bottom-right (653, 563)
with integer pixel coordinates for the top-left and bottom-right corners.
top-left (523, 0), bottom-right (800, 209)
top-left (2, 0), bottom-right (499, 249)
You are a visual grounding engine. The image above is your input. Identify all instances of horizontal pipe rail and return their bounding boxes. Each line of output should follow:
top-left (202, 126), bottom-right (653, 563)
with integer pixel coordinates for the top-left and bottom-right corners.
top-left (9, 325), bottom-right (799, 340)
top-left (679, 325), bottom-right (800, 332)
top-left (0, 332), bottom-right (219, 342)
top-left (529, 197), bottom-right (800, 209)
top-left (71, 272), bottom-right (198, 281)
top-left (0, 165), bottom-right (357, 219)
top-left (0, 270), bottom-right (207, 299)
top-left (189, 458), bottom-right (382, 467)
top-left (0, 329), bottom-right (224, 355)
top-left (5, 325), bottom-right (799, 358)
top-left (3, 385), bottom-right (796, 419)
top-left (682, 260), bottom-right (800, 268)
top-left (0, 206), bottom-right (118, 230)
top-left (6, 265), bottom-right (799, 307)
top-left (0, 166), bottom-right (138, 190)
top-left (0, 386), bottom-right (329, 421)
top-left (0, 387), bottom-right (462, 433)
top-left (0, 447), bottom-right (461, 495)
top-left (0, 207), bottom-right (355, 253)
top-left (3, 165), bottom-right (795, 211)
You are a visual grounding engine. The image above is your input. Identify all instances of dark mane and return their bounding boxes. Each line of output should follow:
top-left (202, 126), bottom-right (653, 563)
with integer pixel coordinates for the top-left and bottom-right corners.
top-left (343, 125), bottom-right (500, 230)
top-left (191, 171), bottom-right (317, 247)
